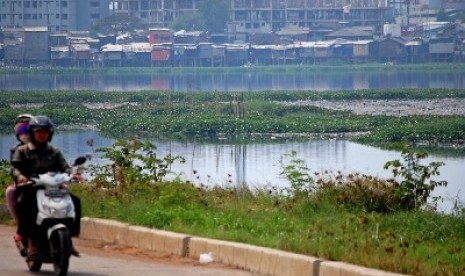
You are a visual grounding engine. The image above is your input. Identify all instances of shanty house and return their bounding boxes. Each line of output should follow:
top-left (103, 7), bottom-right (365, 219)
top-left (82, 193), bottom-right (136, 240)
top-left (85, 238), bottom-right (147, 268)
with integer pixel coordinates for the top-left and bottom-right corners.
top-left (122, 43), bottom-right (151, 67)
top-left (429, 37), bottom-right (455, 62)
top-left (70, 43), bottom-right (91, 67)
top-left (172, 44), bottom-right (198, 67)
top-left (250, 45), bottom-right (273, 65)
top-left (151, 43), bottom-right (172, 66)
top-left (101, 44), bottom-right (123, 67)
top-left (371, 36), bottom-right (406, 63)
top-left (149, 28), bottom-right (173, 45)
top-left (23, 26), bottom-right (49, 64)
top-left (50, 46), bottom-right (71, 66)
top-left (224, 44), bottom-right (249, 66)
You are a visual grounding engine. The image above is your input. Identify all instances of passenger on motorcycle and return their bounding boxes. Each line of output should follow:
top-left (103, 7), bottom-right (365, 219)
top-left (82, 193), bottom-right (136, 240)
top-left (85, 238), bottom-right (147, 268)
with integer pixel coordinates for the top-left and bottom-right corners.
top-left (11, 115), bottom-right (82, 259)
top-left (5, 114), bottom-right (33, 254)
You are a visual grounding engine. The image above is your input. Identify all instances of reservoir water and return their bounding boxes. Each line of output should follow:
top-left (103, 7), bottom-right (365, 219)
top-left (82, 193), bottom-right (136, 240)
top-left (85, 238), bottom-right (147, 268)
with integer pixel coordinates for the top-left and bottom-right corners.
top-left (1, 70), bottom-right (465, 91)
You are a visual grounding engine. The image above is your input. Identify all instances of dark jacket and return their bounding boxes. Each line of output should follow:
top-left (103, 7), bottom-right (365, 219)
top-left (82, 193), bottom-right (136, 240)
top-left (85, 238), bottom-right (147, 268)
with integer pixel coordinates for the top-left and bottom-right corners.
top-left (11, 142), bottom-right (71, 180)
top-left (9, 142), bottom-right (23, 184)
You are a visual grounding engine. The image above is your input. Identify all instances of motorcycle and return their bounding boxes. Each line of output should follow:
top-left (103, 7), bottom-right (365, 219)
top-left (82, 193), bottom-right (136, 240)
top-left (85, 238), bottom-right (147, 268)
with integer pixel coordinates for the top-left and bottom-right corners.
top-left (14, 156), bottom-right (86, 276)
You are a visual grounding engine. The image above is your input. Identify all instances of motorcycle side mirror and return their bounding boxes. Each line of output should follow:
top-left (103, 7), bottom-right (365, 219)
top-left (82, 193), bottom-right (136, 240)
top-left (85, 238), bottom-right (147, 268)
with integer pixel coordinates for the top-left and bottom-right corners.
top-left (73, 156), bottom-right (87, 167)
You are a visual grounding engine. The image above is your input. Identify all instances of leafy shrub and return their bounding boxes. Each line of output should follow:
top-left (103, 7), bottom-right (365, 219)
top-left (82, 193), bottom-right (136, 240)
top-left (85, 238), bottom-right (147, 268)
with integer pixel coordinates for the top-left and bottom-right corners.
top-left (88, 137), bottom-right (185, 191)
top-left (384, 143), bottom-right (447, 210)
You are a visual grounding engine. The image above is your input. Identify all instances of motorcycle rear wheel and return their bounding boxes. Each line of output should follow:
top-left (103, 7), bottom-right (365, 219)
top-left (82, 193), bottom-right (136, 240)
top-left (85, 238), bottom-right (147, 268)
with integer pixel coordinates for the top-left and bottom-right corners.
top-left (50, 228), bottom-right (71, 276)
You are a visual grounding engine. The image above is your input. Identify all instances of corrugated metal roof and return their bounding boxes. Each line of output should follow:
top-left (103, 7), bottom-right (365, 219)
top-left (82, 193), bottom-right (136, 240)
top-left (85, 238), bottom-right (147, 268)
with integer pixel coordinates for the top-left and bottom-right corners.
top-left (50, 46), bottom-right (69, 52)
top-left (71, 44), bottom-right (90, 51)
top-left (122, 43), bottom-right (151, 52)
top-left (23, 26), bottom-right (48, 32)
top-left (101, 44), bottom-right (123, 52)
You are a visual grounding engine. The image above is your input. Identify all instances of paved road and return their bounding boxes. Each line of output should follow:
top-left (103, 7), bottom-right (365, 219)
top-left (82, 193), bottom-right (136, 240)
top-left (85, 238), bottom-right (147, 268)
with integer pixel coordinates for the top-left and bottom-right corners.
top-left (0, 224), bottom-right (260, 276)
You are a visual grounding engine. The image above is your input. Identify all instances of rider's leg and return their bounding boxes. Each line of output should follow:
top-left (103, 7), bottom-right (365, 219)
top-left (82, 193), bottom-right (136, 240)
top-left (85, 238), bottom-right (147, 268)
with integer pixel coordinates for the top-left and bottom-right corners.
top-left (5, 184), bottom-right (19, 224)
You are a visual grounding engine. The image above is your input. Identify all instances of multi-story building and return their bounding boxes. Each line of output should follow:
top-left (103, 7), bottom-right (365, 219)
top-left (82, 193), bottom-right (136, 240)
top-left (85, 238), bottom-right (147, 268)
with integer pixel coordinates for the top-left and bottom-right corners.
top-left (109, 0), bottom-right (198, 28)
top-left (0, 0), bottom-right (109, 31)
top-left (2, 0), bottom-right (463, 34)
top-left (109, 0), bottom-right (390, 39)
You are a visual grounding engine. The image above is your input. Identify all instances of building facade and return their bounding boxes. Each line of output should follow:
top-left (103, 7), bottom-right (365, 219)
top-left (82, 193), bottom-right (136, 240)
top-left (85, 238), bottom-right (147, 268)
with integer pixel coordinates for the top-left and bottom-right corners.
top-left (109, 0), bottom-right (390, 37)
top-left (0, 0), bottom-right (109, 31)
top-left (2, 0), bottom-right (464, 33)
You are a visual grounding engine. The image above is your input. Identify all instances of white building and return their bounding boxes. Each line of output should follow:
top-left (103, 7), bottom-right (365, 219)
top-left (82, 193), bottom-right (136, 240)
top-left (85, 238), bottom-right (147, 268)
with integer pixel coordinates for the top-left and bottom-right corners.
top-left (0, 0), bottom-right (109, 31)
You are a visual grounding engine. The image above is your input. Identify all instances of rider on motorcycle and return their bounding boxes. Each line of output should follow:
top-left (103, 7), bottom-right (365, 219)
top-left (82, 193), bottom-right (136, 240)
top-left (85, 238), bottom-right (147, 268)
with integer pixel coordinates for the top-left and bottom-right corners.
top-left (11, 115), bottom-right (82, 259)
top-left (5, 114), bottom-right (33, 254)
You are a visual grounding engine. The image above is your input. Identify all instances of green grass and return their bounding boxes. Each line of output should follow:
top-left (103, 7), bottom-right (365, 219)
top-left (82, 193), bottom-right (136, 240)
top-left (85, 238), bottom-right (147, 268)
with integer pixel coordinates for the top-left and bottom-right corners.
top-left (2, 88), bottom-right (465, 152)
top-left (69, 177), bottom-right (465, 276)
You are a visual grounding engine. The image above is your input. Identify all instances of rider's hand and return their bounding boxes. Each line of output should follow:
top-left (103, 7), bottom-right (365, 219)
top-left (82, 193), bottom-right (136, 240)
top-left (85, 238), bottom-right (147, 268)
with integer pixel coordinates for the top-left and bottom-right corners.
top-left (72, 173), bottom-right (85, 182)
top-left (17, 174), bottom-right (28, 184)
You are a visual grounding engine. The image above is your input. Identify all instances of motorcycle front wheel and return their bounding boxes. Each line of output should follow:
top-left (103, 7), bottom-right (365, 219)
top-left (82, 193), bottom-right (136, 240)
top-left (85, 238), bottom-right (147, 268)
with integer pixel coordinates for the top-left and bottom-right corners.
top-left (49, 228), bottom-right (71, 276)
top-left (26, 255), bottom-right (42, 272)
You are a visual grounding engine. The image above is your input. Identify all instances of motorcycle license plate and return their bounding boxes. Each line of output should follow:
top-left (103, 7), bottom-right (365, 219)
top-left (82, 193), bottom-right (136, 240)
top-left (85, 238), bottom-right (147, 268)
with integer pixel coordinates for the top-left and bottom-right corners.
top-left (44, 189), bottom-right (68, 198)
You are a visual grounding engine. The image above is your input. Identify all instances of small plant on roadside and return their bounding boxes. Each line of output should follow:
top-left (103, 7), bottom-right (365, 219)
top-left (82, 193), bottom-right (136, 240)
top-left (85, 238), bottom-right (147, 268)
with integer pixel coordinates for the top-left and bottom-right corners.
top-left (279, 150), bottom-right (315, 198)
top-left (88, 137), bottom-right (185, 190)
top-left (384, 143), bottom-right (447, 210)
top-left (0, 159), bottom-right (11, 192)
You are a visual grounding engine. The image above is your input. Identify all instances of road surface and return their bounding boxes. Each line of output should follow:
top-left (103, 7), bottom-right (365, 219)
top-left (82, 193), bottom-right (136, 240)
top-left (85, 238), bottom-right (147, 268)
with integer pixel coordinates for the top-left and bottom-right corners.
top-left (0, 224), bottom-right (260, 276)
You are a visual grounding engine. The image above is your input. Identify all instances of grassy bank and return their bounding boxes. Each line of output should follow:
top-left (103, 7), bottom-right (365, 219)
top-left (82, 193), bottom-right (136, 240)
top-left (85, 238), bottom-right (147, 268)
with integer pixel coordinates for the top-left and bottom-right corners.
top-left (1, 141), bottom-right (463, 276)
top-left (1, 88), bottom-right (465, 151)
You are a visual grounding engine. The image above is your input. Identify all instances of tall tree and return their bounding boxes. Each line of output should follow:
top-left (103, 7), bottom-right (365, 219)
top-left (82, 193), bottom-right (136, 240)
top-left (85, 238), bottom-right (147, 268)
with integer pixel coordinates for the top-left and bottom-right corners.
top-left (170, 11), bottom-right (206, 31)
top-left (197, 0), bottom-right (230, 33)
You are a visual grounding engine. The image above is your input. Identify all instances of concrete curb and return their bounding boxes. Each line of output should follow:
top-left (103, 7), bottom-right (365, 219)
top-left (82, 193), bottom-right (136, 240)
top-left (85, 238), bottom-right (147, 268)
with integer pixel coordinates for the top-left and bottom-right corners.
top-left (80, 217), bottom-right (407, 276)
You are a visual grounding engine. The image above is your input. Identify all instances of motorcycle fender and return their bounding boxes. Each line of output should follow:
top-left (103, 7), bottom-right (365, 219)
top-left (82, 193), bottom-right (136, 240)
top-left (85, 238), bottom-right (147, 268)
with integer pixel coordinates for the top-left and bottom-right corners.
top-left (47, 224), bottom-right (68, 240)
top-left (36, 190), bottom-right (75, 225)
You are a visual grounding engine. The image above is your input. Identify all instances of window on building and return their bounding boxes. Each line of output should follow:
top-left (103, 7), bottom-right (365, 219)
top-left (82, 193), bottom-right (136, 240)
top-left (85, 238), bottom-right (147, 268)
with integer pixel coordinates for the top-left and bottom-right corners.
top-left (62, 13), bottom-right (67, 20)
top-left (90, 1), bottom-right (100, 7)
top-left (18, 14), bottom-right (22, 19)
top-left (32, 1), bottom-right (37, 8)
top-left (25, 14), bottom-right (31, 19)
top-left (61, 1), bottom-right (67, 8)
top-left (39, 14), bottom-right (42, 19)
top-left (24, 1), bottom-right (30, 8)
top-left (91, 13), bottom-right (99, 19)
top-left (177, 0), bottom-right (193, 9)
top-left (32, 14), bottom-right (37, 19)
top-left (141, 1), bottom-right (149, 10)
top-left (56, 14), bottom-right (59, 18)
top-left (141, 12), bottom-right (148, 18)
top-left (164, 0), bottom-right (173, 9)
top-left (129, 1), bottom-right (139, 11)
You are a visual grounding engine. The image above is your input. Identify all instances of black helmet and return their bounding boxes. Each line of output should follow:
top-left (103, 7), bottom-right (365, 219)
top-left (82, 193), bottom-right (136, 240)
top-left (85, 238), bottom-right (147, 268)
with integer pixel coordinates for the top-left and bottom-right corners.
top-left (15, 114), bottom-right (33, 124)
top-left (28, 115), bottom-right (55, 143)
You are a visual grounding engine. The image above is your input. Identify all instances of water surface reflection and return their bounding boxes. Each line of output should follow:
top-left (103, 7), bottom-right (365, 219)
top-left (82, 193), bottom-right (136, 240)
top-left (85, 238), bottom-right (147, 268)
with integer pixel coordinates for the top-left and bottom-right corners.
top-left (1, 70), bottom-right (464, 91)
